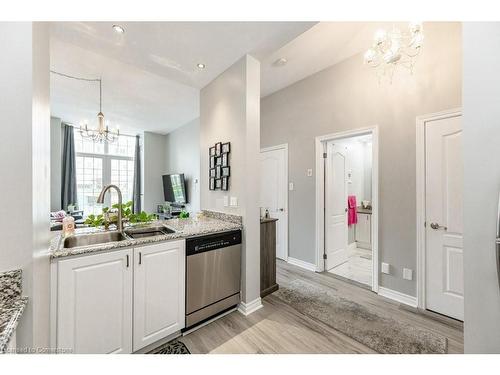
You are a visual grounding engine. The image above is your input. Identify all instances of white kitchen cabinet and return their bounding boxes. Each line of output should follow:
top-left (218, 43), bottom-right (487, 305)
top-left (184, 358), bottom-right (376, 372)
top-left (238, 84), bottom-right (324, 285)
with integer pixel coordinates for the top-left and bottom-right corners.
top-left (56, 248), bottom-right (133, 354)
top-left (53, 239), bottom-right (186, 354)
top-left (133, 240), bottom-right (185, 351)
top-left (355, 213), bottom-right (372, 249)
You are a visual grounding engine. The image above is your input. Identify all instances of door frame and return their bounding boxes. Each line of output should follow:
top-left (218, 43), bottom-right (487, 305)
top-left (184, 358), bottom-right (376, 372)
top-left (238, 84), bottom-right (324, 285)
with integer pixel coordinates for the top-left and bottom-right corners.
top-left (315, 126), bottom-right (379, 293)
top-left (416, 108), bottom-right (462, 310)
top-left (260, 143), bottom-right (289, 261)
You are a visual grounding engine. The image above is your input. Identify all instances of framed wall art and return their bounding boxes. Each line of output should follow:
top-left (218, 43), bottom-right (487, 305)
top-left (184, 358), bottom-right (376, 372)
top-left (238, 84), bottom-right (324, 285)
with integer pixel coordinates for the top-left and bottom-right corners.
top-left (208, 141), bottom-right (231, 191)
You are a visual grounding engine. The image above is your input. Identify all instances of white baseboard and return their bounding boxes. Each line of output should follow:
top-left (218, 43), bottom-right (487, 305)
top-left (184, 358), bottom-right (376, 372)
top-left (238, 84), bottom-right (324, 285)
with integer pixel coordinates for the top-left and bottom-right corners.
top-left (238, 297), bottom-right (263, 316)
top-left (378, 287), bottom-right (418, 308)
top-left (287, 257), bottom-right (317, 272)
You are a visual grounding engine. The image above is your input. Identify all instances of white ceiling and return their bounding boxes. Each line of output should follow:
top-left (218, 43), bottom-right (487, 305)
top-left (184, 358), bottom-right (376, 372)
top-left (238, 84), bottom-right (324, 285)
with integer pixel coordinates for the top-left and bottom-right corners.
top-left (50, 38), bottom-right (200, 135)
top-left (50, 21), bottom-right (314, 134)
top-left (260, 22), bottom-right (408, 97)
top-left (50, 21), bottom-right (403, 134)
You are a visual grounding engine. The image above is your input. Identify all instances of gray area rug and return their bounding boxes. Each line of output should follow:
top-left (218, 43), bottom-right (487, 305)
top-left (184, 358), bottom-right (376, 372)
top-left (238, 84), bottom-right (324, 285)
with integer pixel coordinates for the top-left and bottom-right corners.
top-left (149, 340), bottom-right (190, 354)
top-left (274, 279), bottom-right (447, 354)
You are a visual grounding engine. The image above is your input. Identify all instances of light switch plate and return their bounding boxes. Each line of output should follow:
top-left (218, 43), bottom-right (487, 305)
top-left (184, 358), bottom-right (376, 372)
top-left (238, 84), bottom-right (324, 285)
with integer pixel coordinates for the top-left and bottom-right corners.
top-left (230, 196), bottom-right (238, 207)
top-left (289, 182), bottom-right (294, 191)
top-left (381, 262), bottom-right (390, 274)
top-left (403, 268), bottom-right (413, 280)
top-left (307, 168), bottom-right (313, 177)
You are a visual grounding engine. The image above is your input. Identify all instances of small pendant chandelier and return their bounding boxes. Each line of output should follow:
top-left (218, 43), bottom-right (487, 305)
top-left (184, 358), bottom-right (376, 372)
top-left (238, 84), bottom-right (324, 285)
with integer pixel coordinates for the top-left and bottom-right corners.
top-left (50, 70), bottom-right (120, 143)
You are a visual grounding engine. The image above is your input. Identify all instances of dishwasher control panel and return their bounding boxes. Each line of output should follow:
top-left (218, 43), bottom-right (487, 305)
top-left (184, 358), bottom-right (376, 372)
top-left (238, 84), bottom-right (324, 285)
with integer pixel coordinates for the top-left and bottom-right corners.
top-left (186, 230), bottom-right (242, 256)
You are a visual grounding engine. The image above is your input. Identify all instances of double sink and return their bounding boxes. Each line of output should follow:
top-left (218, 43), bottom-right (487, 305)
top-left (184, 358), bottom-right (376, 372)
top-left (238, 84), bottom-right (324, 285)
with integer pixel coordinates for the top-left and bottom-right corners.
top-left (63, 225), bottom-right (177, 249)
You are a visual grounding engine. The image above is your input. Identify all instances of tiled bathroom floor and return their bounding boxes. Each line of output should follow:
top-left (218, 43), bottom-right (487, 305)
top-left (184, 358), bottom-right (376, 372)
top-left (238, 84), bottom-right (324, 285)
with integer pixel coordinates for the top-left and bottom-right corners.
top-left (328, 247), bottom-right (372, 286)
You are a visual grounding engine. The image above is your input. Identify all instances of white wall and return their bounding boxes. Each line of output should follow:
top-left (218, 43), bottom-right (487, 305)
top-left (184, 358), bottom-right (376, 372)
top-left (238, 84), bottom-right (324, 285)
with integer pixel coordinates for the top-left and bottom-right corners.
top-left (50, 116), bottom-right (62, 211)
top-left (200, 55), bottom-right (261, 304)
top-left (143, 131), bottom-right (167, 213)
top-left (261, 22), bottom-right (462, 296)
top-left (165, 118), bottom-right (200, 213)
top-left (0, 22), bottom-right (51, 349)
top-left (463, 22), bottom-right (500, 353)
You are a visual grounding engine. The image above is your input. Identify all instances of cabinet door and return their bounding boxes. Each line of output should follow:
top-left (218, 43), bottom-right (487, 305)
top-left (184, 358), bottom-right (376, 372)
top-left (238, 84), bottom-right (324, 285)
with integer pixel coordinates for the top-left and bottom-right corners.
top-left (57, 249), bottom-right (133, 354)
top-left (133, 240), bottom-right (185, 351)
top-left (355, 213), bottom-right (371, 247)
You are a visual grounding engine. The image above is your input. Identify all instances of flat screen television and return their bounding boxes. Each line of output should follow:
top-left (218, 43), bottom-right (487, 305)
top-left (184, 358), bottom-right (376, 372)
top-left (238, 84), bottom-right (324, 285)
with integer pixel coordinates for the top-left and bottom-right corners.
top-left (162, 174), bottom-right (187, 204)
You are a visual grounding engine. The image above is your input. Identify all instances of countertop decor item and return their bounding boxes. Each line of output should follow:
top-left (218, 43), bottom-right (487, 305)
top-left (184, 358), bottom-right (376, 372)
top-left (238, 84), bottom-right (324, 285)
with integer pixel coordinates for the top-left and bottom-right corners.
top-left (208, 141), bottom-right (231, 191)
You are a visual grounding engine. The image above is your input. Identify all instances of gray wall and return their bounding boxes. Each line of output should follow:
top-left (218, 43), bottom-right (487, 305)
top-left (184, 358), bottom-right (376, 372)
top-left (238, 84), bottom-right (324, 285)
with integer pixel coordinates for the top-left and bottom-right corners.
top-left (143, 131), bottom-right (167, 213)
top-left (261, 22), bottom-right (462, 296)
top-left (165, 118), bottom-right (200, 213)
top-left (50, 116), bottom-right (62, 212)
top-left (463, 22), bottom-right (500, 353)
top-left (200, 55), bottom-right (261, 304)
top-left (0, 22), bottom-right (51, 349)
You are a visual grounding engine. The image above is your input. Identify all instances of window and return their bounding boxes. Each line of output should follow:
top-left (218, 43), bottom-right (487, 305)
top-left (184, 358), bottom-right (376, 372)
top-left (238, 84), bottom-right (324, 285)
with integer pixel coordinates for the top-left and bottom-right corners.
top-left (74, 131), bottom-right (135, 216)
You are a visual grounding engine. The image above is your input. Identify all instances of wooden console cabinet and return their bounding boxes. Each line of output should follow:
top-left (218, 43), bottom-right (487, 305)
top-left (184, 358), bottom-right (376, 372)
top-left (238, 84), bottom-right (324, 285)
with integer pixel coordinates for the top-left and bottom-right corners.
top-left (260, 217), bottom-right (279, 298)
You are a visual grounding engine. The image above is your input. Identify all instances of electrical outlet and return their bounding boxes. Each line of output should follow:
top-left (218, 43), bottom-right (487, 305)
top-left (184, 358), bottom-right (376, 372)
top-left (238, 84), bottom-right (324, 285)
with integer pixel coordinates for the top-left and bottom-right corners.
top-left (381, 262), bottom-right (390, 274)
top-left (289, 182), bottom-right (294, 191)
top-left (403, 268), bottom-right (413, 280)
top-left (230, 196), bottom-right (238, 207)
top-left (307, 168), bottom-right (313, 177)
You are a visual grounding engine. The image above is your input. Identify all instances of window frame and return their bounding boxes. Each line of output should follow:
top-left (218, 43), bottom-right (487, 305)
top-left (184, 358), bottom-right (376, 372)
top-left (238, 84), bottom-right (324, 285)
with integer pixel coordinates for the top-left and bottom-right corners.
top-left (75, 133), bottom-right (135, 215)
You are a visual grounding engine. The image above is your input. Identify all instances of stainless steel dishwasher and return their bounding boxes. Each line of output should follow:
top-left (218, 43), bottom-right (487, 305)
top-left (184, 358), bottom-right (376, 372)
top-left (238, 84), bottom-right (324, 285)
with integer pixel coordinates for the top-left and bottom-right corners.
top-left (185, 230), bottom-right (241, 329)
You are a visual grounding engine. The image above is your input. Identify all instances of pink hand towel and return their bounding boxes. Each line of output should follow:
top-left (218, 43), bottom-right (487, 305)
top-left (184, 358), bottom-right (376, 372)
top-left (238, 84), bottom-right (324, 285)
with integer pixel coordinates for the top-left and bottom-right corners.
top-left (347, 195), bottom-right (357, 226)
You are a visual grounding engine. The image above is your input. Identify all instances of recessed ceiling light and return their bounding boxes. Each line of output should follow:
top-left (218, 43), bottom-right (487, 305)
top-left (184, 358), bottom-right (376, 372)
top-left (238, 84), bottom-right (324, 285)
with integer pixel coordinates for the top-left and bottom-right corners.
top-left (273, 57), bottom-right (288, 67)
top-left (197, 63), bottom-right (206, 69)
top-left (112, 24), bottom-right (125, 34)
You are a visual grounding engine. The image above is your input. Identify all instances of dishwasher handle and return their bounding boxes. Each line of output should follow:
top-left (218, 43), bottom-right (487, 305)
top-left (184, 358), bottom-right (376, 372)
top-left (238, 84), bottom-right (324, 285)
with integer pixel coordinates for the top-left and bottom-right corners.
top-left (496, 191), bottom-right (500, 289)
top-left (497, 240), bottom-right (500, 290)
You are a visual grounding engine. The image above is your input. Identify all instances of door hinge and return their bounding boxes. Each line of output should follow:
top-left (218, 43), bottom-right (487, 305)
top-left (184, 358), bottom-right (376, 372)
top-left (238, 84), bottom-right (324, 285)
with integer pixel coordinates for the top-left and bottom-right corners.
top-left (323, 152), bottom-right (327, 159)
top-left (323, 253), bottom-right (327, 260)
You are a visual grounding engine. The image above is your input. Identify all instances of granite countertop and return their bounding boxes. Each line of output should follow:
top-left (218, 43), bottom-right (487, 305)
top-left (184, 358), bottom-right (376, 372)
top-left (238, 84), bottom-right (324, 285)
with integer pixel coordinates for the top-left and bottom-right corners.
top-left (50, 210), bottom-right (243, 260)
top-left (357, 206), bottom-right (372, 215)
top-left (0, 269), bottom-right (28, 354)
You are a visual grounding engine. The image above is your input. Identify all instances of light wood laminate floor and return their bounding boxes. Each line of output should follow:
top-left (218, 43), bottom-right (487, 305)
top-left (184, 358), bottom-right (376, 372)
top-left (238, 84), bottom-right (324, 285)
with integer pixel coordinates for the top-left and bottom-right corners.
top-left (179, 260), bottom-right (463, 354)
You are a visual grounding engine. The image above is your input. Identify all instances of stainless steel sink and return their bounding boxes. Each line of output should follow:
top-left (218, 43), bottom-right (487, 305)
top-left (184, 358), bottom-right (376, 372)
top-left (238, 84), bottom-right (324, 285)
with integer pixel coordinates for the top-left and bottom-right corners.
top-left (63, 231), bottom-right (129, 248)
top-left (124, 225), bottom-right (176, 239)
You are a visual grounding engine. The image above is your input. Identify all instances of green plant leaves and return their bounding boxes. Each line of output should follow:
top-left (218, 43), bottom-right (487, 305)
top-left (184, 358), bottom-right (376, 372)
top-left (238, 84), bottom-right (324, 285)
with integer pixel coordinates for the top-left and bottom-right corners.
top-left (84, 200), bottom-right (155, 228)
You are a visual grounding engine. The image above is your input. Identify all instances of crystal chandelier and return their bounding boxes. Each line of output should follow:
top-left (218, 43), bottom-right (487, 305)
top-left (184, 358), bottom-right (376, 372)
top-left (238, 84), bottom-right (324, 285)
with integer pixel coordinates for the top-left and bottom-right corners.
top-left (363, 22), bottom-right (424, 82)
top-left (50, 70), bottom-right (120, 143)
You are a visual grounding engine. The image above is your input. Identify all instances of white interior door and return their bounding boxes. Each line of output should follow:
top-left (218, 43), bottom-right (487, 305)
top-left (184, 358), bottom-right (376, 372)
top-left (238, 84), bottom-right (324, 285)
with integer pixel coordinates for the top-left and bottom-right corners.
top-left (325, 142), bottom-right (348, 270)
top-left (260, 147), bottom-right (288, 260)
top-left (425, 114), bottom-right (464, 320)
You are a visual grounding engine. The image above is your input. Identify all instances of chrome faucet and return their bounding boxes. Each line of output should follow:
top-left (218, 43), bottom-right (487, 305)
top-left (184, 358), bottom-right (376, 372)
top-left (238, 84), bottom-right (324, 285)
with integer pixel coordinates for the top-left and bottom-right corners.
top-left (97, 184), bottom-right (123, 233)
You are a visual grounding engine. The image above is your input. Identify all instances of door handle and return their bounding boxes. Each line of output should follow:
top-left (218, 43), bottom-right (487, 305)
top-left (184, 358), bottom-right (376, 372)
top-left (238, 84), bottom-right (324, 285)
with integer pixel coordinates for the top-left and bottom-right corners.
top-left (126, 254), bottom-right (129, 268)
top-left (430, 222), bottom-right (447, 231)
top-left (278, 208), bottom-right (285, 212)
top-left (139, 252), bottom-right (142, 265)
